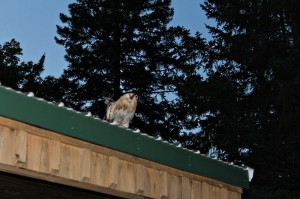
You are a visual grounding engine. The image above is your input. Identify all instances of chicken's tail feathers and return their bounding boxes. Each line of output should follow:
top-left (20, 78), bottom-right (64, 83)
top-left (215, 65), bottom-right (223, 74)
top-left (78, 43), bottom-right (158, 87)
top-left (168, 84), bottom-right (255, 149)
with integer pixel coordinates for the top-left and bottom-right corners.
top-left (104, 101), bottom-right (116, 121)
top-left (103, 110), bottom-right (112, 121)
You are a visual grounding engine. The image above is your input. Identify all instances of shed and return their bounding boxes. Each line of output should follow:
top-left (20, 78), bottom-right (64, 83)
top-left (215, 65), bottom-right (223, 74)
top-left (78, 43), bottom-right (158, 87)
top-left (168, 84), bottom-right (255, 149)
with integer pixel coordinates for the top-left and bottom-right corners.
top-left (0, 86), bottom-right (252, 199)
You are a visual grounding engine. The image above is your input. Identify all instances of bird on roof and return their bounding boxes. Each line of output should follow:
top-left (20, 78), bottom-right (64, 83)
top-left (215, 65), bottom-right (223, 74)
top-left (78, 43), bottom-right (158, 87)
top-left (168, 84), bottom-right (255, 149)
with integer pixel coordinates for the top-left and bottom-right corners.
top-left (104, 93), bottom-right (137, 128)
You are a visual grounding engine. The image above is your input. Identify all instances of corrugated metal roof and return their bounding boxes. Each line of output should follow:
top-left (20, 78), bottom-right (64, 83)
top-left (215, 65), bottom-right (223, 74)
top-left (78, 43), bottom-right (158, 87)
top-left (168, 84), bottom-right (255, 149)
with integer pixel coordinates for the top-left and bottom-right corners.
top-left (0, 85), bottom-right (252, 189)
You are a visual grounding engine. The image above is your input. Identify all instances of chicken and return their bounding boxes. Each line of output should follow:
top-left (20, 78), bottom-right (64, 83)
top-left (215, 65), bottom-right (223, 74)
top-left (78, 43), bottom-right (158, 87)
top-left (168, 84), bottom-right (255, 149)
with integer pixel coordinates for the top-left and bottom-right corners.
top-left (104, 93), bottom-right (137, 128)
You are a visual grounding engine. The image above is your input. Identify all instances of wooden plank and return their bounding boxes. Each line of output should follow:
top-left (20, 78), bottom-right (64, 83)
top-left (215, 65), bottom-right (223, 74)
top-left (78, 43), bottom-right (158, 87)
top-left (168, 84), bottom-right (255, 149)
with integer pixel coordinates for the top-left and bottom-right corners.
top-left (49, 140), bottom-right (61, 174)
top-left (228, 190), bottom-right (241, 199)
top-left (26, 134), bottom-right (49, 173)
top-left (160, 171), bottom-right (168, 199)
top-left (168, 174), bottom-right (181, 199)
top-left (0, 126), bottom-right (16, 166)
top-left (59, 143), bottom-right (81, 181)
top-left (201, 182), bottom-right (210, 199)
top-left (108, 156), bottom-right (119, 189)
top-left (80, 148), bottom-right (91, 182)
top-left (144, 168), bottom-right (161, 198)
top-left (90, 153), bottom-right (109, 187)
top-left (220, 188), bottom-right (229, 199)
top-left (212, 186), bottom-right (221, 199)
top-left (118, 160), bottom-right (135, 194)
top-left (182, 176), bottom-right (191, 199)
top-left (191, 180), bottom-right (201, 199)
top-left (135, 164), bottom-right (145, 195)
top-left (15, 130), bottom-right (27, 165)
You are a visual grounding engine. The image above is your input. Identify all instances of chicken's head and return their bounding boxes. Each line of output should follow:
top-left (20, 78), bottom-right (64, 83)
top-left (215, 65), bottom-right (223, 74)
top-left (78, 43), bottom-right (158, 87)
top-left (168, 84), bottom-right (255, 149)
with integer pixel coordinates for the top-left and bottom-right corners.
top-left (129, 93), bottom-right (136, 100)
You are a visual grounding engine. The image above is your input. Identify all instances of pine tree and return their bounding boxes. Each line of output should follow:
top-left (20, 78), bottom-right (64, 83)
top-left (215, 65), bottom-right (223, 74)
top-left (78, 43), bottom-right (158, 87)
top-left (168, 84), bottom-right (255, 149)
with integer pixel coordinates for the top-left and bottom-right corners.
top-left (55, 0), bottom-right (205, 140)
top-left (177, 0), bottom-right (300, 198)
top-left (0, 39), bottom-right (45, 92)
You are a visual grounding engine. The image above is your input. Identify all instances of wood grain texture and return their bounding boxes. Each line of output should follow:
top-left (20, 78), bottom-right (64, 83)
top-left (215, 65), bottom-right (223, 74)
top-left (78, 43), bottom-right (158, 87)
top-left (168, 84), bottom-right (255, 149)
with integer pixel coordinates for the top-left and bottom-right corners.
top-left (0, 117), bottom-right (243, 199)
top-left (221, 187), bottom-right (229, 199)
top-left (191, 180), bottom-right (202, 199)
top-left (144, 168), bottom-right (161, 198)
top-left (182, 176), bottom-right (191, 199)
top-left (201, 182), bottom-right (210, 199)
top-left (118, 160), bottom-right (135, 194)
top-left (59, 143), bottom-right (81, 181)
top-left (160, 171), bottom-right (168, 199)
top-left (135, 164), bottom-right (145, 195)
top-left (108, 156), bottom-right (119, 189)
top-left (15, 129), bottom-right (27, 165)
top-left (0, 116), bottom-right (243, 193)
top-left (27, 134), bottom-right (49, 173)
top-left (49, 140), bottom-right (61, 174)
top-left (0, 126), bottom-right (16, 166)
top-left (168, 174), bottom-right (181, 199)
top-left (80, 149), bottom-right (91, 182)
top-left (90, 152), bottom-right (109, 187)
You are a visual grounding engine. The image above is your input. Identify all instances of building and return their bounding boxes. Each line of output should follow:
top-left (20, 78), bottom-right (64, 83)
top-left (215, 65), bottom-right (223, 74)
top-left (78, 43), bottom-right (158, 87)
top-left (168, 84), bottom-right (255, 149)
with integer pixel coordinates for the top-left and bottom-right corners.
top-left (0, 86), bottom-right (253, 198)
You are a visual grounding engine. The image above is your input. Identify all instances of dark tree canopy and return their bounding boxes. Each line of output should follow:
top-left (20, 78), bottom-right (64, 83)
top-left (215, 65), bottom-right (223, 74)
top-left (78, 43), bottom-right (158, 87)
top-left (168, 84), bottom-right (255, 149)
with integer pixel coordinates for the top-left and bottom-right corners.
top-left (55, 0), bottom-right (206, 140)
top-left (0, 39), bottom-right (45, 92)
top-left (176, 0), bottom-right (300, 198)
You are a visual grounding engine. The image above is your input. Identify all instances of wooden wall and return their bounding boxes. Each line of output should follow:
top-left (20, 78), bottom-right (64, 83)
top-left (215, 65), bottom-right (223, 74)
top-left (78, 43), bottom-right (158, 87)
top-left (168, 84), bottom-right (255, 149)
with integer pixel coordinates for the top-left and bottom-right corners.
top-left (0, 116), bottom-right (242, 199)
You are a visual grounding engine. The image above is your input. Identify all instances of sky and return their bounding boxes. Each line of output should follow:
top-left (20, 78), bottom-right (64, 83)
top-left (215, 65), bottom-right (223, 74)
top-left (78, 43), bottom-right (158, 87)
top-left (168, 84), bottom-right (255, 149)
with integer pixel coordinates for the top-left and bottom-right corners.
top-left (0, 0), bottom-right (210, 77)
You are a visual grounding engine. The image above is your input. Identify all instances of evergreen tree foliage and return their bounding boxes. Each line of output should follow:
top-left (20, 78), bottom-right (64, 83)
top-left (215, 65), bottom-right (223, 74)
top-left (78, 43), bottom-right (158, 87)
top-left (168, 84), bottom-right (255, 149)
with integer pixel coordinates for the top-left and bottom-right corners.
top-left (177, 0), bottom-right (300, 198)
top-left (0, 39), bottom-right (45, 92)
top-left (55, 0), bottom-right (205, 140)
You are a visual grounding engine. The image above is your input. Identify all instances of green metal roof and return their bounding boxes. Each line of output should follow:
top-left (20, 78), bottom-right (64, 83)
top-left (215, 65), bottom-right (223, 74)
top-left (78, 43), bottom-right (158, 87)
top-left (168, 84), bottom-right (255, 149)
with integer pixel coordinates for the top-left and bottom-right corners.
top-left (0, 86), bottom-right (251, 189)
